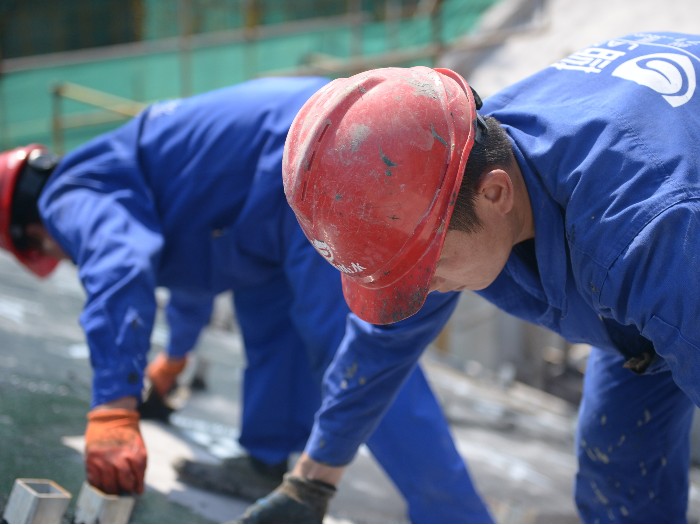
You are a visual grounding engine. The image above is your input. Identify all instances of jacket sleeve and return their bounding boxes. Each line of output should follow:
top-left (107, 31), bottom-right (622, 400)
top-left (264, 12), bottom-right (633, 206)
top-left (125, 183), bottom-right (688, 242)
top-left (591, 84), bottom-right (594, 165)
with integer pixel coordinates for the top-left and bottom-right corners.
top-left (165, 291), bottom-right (215, 359)
top-left (304, 291), bottom-right (460, 466)
top-left (602, 201), bottom-right (700, 405)
top-left (39, 133), bottom-right (163, 407)
top-left (280, 205), bottom-right (461, 465)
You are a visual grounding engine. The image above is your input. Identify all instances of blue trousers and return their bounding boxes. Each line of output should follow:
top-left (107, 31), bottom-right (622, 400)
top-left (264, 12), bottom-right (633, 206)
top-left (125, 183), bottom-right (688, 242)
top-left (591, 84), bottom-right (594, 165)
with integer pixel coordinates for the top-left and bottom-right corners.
top-left (241, 359), bottom-right (493, 523)
top-left (235, 287), bottom-right (493, 523)
top-left (575, 346), bottom-right (695, 523)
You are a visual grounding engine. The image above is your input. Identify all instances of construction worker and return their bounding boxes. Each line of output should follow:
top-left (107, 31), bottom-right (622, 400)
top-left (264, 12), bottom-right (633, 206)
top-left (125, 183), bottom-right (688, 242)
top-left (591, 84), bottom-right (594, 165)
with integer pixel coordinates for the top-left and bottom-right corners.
top-left (241, 31), bottom-right (700, 523)
top-left (0, 77), bottom-right (494, 523)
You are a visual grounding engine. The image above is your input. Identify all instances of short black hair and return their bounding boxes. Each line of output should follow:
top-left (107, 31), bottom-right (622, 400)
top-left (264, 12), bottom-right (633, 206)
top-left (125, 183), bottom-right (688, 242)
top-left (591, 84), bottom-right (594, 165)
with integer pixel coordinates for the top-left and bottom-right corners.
top-left (449, 116), bottom-right (513, 233)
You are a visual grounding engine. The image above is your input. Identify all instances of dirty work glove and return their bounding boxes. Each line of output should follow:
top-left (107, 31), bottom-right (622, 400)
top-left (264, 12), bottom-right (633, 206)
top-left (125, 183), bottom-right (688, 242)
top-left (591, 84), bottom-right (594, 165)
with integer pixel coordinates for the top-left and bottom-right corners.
top-left (146, 353), bottom-right (188, 397)
top-left (237, 474), bottom-right (336, 523)
top-left (85, 408), bottom-right (147, 495)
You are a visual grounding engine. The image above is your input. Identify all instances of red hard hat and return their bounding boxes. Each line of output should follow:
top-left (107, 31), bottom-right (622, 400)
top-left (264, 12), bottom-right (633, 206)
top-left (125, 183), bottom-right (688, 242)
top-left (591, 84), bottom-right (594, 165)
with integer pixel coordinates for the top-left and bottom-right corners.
top-left (283, 66), bottom-right (478, 324)
top-left (0, 145), bottom-right (60, 277)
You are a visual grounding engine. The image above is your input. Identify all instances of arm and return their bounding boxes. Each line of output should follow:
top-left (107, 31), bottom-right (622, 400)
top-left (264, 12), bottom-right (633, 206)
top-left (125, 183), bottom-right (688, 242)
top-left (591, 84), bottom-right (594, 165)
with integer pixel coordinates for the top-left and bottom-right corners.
top-left (304, 291), bottom-right (460, 467)
top-left (240, 272), bottom-right (458, 523)
top-left (603, 201), bottom-right (700, 405)
top-left (140, 291), bottom-right (214, 414)
top-left (281, 194), bottom-right (461, 465)
top-left (289, 452), bottom-right (344, 485)
top-left (164, 290), bottom-right (214, 359)
top-left (39, 137), bottom-right (164, 495)
top-left (45, 186), bottom-right (163, 406)
top-left (239, 202), bottom-right (460, 522)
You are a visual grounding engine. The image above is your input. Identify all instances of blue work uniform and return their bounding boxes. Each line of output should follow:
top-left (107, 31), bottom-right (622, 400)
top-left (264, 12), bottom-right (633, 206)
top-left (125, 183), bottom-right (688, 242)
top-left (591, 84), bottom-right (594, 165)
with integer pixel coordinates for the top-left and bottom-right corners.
top-left (38, 78), bottom-right (493, 523)
top-left (304, 32), bottom-right (700, 523)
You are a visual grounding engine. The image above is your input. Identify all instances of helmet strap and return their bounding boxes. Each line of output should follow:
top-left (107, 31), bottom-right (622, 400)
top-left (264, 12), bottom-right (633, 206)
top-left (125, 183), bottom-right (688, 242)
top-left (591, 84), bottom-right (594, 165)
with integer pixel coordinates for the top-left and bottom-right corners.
top-left (474, 113), bottom-right (488, 145)
top-left (470, 86), bottom-right (484, 110)
top-left (469, 86), bottom-right (488, 145)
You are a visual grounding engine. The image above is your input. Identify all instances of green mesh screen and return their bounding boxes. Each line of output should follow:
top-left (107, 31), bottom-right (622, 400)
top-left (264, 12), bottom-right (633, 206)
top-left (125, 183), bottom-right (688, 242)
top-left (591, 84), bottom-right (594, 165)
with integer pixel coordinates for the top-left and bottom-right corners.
top-left (0, 0), bottom-right (497, 152)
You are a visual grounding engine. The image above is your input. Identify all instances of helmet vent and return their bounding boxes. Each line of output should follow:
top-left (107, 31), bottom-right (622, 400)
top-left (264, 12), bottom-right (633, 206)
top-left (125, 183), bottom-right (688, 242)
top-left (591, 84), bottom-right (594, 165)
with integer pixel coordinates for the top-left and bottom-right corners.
top-left (305, 120), bottom-right (331, 173)
top-left (305, 150), bottom-right (317, 172)
top-left (301, 121), bottom-right (332, 201)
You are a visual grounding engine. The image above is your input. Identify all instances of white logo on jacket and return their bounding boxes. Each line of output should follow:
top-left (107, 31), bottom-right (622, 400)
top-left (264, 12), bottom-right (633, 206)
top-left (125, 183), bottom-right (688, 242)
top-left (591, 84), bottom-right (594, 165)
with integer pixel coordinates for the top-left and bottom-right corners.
top-left (612, 53), bottom-right (696, 107)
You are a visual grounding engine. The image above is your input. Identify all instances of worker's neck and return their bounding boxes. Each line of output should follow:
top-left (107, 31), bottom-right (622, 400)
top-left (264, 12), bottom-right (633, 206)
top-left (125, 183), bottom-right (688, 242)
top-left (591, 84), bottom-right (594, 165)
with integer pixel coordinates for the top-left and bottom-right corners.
top-left (509, 161), bottom-right (535, 244)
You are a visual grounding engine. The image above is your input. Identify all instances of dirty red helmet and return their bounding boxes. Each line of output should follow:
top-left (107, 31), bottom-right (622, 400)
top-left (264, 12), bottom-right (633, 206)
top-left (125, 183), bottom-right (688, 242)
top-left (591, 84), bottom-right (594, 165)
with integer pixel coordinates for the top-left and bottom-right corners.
top-left (284, 66), bottom-right (479, 324)
top-left (0, 145), bottom-right (60, 277)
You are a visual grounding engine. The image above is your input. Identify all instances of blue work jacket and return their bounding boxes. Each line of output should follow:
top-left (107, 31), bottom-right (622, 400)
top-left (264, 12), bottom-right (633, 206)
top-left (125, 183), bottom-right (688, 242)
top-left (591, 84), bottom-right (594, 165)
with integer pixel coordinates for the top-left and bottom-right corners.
top-left (39, 77), bottom-right (342, 406)
top-left (303, 32), bottom-right (700, 466)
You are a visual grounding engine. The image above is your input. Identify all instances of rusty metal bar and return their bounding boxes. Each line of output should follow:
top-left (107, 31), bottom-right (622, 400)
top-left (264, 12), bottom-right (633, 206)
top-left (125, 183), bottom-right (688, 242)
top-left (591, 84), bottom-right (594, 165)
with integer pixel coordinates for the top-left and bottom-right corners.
top-left (51, 82), bottom-right (147, 153)
top-left (52, 82), bottom-right (147, 117)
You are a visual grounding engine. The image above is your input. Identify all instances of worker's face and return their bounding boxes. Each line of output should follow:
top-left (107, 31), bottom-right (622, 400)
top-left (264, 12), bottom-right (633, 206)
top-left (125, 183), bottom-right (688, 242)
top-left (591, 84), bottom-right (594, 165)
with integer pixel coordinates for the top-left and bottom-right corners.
top-left (429, 226), bottom-right (511, 293)
top-left (429, 167), bottom-right (524, 293)
top-left (25, 223), bottom-right (68, 260)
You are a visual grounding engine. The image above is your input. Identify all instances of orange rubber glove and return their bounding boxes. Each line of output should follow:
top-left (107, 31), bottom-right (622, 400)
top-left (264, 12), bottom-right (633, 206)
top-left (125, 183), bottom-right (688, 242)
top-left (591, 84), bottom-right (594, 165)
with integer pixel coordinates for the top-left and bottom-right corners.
top-left (146, 353), bottom-right (188, 398)
top-left (85, 408), bottom-right (147, 495)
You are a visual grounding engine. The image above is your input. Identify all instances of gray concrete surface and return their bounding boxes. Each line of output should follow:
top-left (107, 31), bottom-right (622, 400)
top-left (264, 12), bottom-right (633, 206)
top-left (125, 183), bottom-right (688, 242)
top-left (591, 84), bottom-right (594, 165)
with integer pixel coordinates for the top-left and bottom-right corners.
top-left (3, 2), bottom-right (700, 523)
top-left (0, 250), bottom-right (586, 524)
top-left (2, 255), bottom-right (700, 524)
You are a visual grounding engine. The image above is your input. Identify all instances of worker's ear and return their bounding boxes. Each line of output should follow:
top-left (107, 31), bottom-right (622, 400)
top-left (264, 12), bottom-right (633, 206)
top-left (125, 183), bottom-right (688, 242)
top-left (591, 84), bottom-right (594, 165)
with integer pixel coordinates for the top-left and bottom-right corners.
top-left (478, 169), bottom-right (514, 216)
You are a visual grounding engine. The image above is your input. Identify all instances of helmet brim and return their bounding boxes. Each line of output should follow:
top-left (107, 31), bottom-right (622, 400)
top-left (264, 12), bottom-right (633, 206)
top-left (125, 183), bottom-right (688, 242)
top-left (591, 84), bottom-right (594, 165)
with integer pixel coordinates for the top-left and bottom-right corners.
top-left (340, 225), bottom-right (445, 325)
top-left (341, 68), bottom-right (478, 325)
top-left (16, 250), bottom-right (60, 278)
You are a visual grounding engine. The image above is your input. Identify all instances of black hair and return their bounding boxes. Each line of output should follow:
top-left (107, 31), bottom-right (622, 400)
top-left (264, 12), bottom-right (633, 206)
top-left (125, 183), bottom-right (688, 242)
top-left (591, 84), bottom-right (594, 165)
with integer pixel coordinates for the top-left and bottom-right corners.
top-left (449, 115), bottom-right (513, 233)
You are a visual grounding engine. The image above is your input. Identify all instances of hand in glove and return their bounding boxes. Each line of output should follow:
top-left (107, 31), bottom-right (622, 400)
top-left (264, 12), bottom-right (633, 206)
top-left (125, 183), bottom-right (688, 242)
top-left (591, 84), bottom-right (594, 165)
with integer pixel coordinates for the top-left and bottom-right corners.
top-left (85, 408), bottom-right (147, 495)
top-left (146, 353), bottom-right (188, 397)
top-left (238, 474), bottom-right (336, 524)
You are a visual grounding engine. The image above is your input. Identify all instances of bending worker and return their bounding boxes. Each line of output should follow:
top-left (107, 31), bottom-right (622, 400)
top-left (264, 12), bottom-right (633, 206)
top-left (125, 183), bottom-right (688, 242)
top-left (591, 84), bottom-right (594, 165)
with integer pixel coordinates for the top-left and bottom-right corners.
top-left (242, 31), bottom-right (700, 523)
top-left (0, 77), bottom-right (493, 523)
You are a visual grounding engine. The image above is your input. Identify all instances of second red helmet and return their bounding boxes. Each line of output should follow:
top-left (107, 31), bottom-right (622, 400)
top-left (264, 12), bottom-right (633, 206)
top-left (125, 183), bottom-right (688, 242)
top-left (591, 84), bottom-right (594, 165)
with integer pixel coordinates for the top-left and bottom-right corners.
top-left (0, 145), bottom-right (60, 277)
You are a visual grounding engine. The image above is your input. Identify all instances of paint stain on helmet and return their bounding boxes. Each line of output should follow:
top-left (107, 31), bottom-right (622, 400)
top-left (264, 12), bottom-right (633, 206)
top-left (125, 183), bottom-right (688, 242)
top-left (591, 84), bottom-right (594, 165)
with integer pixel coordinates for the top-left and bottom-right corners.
top-left (431, 124), bottom-right (448, 147)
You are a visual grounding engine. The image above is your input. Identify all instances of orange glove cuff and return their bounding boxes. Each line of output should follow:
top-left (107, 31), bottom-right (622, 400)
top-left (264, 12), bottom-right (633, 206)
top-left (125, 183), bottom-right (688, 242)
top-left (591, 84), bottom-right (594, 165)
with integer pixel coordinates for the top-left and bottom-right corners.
top-left (85, 408), bottom-right (141, 442)
top-left (87, 407), bottom-right (140, 423)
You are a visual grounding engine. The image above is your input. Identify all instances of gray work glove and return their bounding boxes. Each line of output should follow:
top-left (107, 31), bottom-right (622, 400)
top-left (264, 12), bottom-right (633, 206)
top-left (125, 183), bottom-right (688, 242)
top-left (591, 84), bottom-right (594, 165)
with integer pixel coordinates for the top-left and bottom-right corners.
top-left (237, 473), bottom-right (336, 523)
